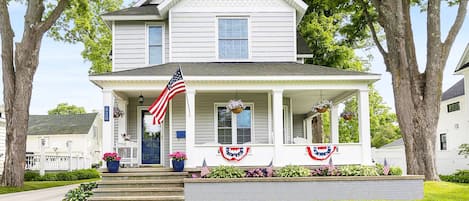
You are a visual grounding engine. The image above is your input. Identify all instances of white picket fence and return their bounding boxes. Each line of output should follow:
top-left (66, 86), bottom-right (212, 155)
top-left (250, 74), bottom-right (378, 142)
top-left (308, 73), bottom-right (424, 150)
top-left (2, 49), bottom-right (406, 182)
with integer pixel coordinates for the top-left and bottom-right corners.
top-left (25, 154), bottom-right (89, 171)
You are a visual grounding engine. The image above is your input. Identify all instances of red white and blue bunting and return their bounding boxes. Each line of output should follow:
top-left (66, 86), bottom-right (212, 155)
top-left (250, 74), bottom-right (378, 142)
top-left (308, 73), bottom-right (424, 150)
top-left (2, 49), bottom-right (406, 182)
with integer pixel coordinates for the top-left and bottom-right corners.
top-left (306, 145), bottom-right (337, 161)
top-left (219, 146), bottom-right (251, 161)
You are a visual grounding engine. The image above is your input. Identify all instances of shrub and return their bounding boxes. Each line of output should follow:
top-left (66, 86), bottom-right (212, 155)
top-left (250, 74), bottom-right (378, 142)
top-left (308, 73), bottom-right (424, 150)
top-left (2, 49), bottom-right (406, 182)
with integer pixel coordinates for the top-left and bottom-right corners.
top-left (72, 169), bottom-right (100, 180)
top-left (440, 170), bottom-right (469, 183)
top-left (206, 166), bottom-right (244, 178)
top-left (276, 165), bottom-right (310, 177)
top-left (24, 171), bottom-right (41, 181)
top-left (56, 172), bottom-right (78, 181)
top-left (311, 166), bottom-right (341, 176)
top-left (245, 168), bottom-right (267, 177)
top-left (63, 182), bottom-right (98, 201)
top-left (40, 173), bottom-right (58, 181)
top-left (389, 167), bottom-right (403, 176)
top-left (338, 165), bottom-right (379, 176)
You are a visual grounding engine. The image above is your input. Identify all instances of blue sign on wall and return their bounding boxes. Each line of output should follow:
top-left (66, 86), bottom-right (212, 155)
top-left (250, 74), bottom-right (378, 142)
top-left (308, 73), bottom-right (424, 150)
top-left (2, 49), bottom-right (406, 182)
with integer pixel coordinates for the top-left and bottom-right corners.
top-left (104, 106), bottom-right (110, 122)
top-left (176, 131), bottom-right (186, 138)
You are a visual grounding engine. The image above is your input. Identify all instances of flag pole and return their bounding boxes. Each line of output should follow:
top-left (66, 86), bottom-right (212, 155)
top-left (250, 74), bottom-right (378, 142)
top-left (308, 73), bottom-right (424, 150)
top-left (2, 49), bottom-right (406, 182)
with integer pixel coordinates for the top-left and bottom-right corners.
top-left (179, 64), bottom-right (191, 117)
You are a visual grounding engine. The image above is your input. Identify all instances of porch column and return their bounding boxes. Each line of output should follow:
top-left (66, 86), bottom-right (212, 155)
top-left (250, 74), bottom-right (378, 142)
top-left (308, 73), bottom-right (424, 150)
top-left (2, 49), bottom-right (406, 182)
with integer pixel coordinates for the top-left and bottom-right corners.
top-left (102, 89), bottom-right (115, 166)
top-left (272, 89), bottom-right (284, 166)
top-left (185, 89), bottom-right (196, 168)
top-left (117, 99), bottom-right (128, 143)
top-left (305, 117), bottom-right (313, 143)
top-left (330, 104), bottom-right (339, 143)
top-left (358, 89), bottom-right (372, 165)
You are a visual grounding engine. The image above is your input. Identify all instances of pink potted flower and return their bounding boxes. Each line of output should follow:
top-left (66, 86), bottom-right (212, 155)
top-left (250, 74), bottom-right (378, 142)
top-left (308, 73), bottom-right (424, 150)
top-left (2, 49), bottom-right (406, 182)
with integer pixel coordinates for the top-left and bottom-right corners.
top-left (102, 152), bottom-right (121, 173)
top-left (169, 151), bottom-right (187, 172)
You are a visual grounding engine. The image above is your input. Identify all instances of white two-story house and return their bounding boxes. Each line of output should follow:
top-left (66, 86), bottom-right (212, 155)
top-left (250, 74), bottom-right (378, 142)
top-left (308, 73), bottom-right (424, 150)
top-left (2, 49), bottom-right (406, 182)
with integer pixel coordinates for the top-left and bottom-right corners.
top-left (90, 0), bottom-right (380, 168)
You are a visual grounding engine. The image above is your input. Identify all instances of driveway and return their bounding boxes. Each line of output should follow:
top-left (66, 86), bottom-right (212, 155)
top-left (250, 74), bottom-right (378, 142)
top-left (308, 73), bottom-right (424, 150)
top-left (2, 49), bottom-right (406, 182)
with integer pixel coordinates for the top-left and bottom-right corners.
top-left (0, 184), bottom-right (78, 201)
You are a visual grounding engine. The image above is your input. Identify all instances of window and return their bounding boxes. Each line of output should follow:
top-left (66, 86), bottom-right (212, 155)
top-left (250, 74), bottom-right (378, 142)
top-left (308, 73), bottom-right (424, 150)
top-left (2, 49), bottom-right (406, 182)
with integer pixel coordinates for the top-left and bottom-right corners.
top-left (148, 26), bottom-right (163, 65)
top-left (440, 134), bottom-right (447, 150)
top-left (216, 104), bottom-right (252, 144)
top-left (218, 18), bottom-right (249, 59)
top-left (447, 102), bottom-right (460, 113)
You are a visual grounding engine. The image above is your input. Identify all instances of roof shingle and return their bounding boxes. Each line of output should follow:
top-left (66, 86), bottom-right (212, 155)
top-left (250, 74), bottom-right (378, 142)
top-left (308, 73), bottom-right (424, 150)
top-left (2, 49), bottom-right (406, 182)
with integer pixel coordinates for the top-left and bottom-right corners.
top-left (28, 113), bottom-right (98, 135)
top-left (442, 79), bottom-right (465, 101)
top-left (102, 5), bottom-right (159, 16)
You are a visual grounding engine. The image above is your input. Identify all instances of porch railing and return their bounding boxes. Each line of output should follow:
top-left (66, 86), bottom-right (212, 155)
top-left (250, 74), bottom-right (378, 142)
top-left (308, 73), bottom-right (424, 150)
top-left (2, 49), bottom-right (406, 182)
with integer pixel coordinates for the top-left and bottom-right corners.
top-left (25, 154), bottom-right (89, 171)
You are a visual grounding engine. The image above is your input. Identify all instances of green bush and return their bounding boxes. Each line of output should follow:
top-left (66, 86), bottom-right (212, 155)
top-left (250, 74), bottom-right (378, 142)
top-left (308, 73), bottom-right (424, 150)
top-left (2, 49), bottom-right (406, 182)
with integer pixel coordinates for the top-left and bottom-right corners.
top-left (389, 167), bottom-right (403, 176)
top-left (276, 165), bottom-right (310, 177)
top-left (441, 170), bottom-right (469, 183)
top-left (206, 166), bottom-right (245, 178)
top-left (338, 165), bottom-right (379, 176)
top-left (24, 171), bottom-right (41, 181)
top-left (24, 169), bottom-right (100, 182)
top-left (63, 182), bottom-right (98, 201)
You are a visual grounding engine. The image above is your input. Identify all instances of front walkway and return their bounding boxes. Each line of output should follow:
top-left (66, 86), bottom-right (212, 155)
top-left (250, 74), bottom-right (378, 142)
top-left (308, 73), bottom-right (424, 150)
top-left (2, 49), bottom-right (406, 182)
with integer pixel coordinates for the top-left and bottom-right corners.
top-left (0, 184), bottom-right (78, 201)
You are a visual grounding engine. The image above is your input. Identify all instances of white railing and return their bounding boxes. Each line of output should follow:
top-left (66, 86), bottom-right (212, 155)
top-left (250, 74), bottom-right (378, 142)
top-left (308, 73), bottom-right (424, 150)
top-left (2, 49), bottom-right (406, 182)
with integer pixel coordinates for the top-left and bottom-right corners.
top-left (25, 154), bottom-right (89, 171)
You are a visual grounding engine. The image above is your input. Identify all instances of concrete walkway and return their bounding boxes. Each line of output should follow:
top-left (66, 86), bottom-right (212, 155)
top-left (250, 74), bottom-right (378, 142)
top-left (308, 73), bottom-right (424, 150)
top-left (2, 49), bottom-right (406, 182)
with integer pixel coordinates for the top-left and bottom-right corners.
top-left (0, 184), bottom-right (78, 201)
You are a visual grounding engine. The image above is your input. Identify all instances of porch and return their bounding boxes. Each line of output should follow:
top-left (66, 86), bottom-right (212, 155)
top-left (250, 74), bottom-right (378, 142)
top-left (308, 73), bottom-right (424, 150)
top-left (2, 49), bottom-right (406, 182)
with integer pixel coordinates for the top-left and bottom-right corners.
top-left (90, 63), bottom-right (379, 168)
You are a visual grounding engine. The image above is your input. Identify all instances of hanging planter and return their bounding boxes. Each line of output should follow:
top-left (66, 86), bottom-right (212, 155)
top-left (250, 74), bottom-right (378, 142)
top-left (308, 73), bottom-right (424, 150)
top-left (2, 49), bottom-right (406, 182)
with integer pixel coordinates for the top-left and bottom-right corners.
top-left (341, 111), bottom-right (354, 121)
top-left (227, 99), bottom-right (245, 114)
top-left (113, 107), bottom-right (124, 118)
top-left (312, 100), bottom-right (332, 113)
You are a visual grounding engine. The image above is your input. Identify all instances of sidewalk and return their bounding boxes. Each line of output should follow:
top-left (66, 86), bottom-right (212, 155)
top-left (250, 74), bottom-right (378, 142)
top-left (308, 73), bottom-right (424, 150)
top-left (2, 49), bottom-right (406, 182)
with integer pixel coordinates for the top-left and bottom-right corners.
top-left (0, 184), bottom-right (78, 201)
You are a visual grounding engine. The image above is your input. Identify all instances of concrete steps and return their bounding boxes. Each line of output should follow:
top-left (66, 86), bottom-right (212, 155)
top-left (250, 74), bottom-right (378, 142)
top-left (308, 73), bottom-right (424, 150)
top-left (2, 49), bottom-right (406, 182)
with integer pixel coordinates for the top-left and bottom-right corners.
top-left (91, 167), bottom-right (187, 200)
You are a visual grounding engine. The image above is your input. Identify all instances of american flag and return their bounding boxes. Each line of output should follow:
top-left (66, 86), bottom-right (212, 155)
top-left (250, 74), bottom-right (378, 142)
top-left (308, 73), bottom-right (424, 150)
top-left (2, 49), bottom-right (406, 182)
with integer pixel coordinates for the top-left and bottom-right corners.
top-left (266, 159), bottom-right (273, 177)
top-left (328, 157), bottom-right (335, 170)
top-left (148, 67), bottom-right (186, 125)
top-left (383, 158), bottom-right (390, 175)
top-left (200, 158), bottom-right (210, 178)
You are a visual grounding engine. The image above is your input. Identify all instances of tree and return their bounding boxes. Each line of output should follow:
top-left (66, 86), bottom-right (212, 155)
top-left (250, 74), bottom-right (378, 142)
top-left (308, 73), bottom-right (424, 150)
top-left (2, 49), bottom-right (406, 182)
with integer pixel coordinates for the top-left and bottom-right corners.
top-left (359, 0), bottom-right (468, 180)
top-left (48, 103), bottom-right (86, 115)
top-left (0, 0), bottom-right (121, 187)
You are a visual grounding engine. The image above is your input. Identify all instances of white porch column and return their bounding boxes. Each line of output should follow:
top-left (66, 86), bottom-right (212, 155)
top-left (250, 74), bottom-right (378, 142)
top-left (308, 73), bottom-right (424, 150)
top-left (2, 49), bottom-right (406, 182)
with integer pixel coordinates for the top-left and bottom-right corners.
top-left (272, 89), bottom-right (284, 166)
top-left (102, 89), bottom-right (115, 166)
top-left (358, 89), bottom-right (372, 165)
top-left (185, 89), bottom-right (196, 168)
top-left (117, 99), bottom-right (128, 142)
top-left (330, 104), bottom-right (339, 144)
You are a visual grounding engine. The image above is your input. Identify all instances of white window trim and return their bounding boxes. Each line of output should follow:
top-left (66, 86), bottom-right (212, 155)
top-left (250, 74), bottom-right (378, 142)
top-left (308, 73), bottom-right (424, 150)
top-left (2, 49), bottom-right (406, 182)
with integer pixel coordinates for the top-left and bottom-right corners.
top-left (145, 22), bottom-right (166, 65)
top-left (216, 16), bottom-right (252, 62)
top-left (214, 103), bottom-right (255, 145)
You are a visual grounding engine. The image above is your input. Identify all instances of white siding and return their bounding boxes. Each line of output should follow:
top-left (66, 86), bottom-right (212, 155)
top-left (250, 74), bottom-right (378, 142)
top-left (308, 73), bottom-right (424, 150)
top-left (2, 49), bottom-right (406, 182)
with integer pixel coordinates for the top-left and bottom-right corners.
top-left (171, 96), bottom-right (186, 152)
top-left (293, 114), bottom-right (304, 138)
top-left (171, 0), bottom-right (296, 62)
top-left (114, 21), bottom-right (170, 71)
top-left (194, 93), bottom-right (269, 144)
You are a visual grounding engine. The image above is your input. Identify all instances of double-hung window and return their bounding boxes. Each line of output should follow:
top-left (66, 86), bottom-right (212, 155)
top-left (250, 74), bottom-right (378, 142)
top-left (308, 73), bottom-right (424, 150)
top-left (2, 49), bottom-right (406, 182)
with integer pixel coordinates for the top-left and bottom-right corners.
top-left (440, 133), bottom-right (447, 150)
top-left (447, 102), bottom-right (460, 113)
top-left (218, 18), bottom-right (249, 60)
top-left (216, 104), bottom-right (252, 144)
top-left (148, 26), bottom-right (163, 65)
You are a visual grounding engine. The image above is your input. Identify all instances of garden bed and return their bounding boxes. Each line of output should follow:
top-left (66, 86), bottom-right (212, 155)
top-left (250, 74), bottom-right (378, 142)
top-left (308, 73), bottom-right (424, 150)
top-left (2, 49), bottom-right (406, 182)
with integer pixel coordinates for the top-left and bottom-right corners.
top-left (184, 175), bottom-right (424, 201)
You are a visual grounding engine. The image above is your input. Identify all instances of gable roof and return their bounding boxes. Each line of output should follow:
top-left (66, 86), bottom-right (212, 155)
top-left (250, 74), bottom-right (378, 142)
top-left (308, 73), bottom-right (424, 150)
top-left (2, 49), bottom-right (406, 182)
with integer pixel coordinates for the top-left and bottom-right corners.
top-left (455, 43), bottom-right (469, 73)
top-left (93, 62), bottom-right (378, 77)
top-left (28, 113), bottom-right (98, 135)
top-left (297, 32), bottom-right (312, 55)
top-left (102, 5), bottom-right (162, 21)
top-left (442, 79), bottom-right (465, 101)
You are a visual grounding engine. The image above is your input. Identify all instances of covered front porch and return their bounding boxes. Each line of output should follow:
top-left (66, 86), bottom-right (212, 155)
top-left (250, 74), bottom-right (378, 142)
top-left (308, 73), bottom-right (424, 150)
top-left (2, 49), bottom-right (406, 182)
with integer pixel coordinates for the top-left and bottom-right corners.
top-left (90, 63), bottom-right (379, 168)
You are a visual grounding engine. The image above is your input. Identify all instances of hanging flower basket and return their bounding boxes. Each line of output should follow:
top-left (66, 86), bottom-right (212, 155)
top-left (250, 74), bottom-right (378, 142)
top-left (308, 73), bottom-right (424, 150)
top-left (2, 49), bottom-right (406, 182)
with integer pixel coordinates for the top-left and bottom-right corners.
top-left (113, 107), bottom-right (124, 118)
top-left (227, 100), bottom-right (245, 114)
top-left (312, 100), bottom-right (332, 113)
top-left (341, 111), bottom-right (354, 120)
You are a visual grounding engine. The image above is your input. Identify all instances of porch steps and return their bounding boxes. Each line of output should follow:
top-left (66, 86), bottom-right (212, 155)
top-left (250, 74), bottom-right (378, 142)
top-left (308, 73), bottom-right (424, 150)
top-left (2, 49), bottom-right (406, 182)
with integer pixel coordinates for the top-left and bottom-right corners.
top-left (90, 167), bottom-right (187, 201)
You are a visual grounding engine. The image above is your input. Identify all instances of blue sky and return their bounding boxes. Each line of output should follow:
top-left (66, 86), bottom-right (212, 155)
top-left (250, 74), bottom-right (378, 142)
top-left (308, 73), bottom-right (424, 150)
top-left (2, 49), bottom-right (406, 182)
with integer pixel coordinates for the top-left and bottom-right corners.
top-left (1, 2), bottom-right (468, 114)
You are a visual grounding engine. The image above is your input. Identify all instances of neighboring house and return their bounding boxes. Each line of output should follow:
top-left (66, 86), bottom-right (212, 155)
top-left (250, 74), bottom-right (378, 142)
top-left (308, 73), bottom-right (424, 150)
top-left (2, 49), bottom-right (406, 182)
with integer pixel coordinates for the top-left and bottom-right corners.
top-left (373, 44), bottom-right (469, 175)
top-left (26, 113), bottom-right (102, 169)
top-left (90, 0), bottom-right (380, 168)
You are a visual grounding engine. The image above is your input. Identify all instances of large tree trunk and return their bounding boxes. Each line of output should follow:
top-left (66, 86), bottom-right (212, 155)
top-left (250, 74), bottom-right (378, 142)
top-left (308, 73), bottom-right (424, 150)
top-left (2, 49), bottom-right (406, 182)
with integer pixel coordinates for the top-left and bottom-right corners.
top-left (0, 0), bottom-right (69, 187)
top-left (312, 116), bottom-right (323, 143)
top-left (367, 0), bottom-right (467, 180)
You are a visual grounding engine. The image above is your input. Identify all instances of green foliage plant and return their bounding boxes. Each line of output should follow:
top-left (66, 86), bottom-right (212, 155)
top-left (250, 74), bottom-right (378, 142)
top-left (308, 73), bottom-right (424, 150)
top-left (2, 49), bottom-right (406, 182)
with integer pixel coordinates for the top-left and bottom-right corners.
top-left (63, 182), bottom-right (98, 201)
top-left (206, 166), bottom-right (244, 178)
top-left (338, 165), bottom-right (379, 176)
top-left (276, 165), bottom-right (310, 177)
top-left (389, 167), bottom-right (403, 176)
top-left (440, 170), bottom-right (469, 183)
top-left (48, 103), bottom-right (86, 115)
top-left (24, 169), bottom-right (100, 182)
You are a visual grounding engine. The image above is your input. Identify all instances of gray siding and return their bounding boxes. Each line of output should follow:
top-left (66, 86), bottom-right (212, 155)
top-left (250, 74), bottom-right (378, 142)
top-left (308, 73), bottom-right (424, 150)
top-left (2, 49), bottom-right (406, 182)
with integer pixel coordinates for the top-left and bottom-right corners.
top-left (293, 114), bottom-right (304, 138)
top-left (114, 21), bottom-right (170, 71)
top-left (171, 95), bottom-right (186, 152)
top-left (171, 11), bottom-right (295, 62)
top-left (195, 93), bottom-right (268, 144)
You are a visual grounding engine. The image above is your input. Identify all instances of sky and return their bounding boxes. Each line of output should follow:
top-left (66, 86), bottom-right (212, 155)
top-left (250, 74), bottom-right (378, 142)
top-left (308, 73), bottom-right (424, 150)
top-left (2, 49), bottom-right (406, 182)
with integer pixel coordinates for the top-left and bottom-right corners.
top-left (1, 2), bottom-right (468, 114)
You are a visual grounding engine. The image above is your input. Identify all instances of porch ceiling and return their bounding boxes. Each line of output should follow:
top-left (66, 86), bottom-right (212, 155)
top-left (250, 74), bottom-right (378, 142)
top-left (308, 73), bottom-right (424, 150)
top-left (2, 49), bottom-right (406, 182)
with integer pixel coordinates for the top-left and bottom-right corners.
top-left (284, 90), bottom-right (354, 114)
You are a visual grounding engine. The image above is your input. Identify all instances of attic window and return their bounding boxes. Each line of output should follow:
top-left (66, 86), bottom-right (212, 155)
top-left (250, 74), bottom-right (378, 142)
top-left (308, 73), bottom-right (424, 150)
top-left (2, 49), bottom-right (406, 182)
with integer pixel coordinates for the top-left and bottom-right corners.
top-left (447, 102), bottom-right (460, 113)
top-left (218, 18), bottom-right (249, 60)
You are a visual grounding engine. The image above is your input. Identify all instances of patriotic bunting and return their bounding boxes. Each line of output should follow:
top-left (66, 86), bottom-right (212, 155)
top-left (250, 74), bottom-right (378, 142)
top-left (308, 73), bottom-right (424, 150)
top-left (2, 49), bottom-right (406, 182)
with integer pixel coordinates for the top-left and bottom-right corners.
top-left (219, 146), bottom-right (250, 161)
top-left (306, 145), bottom-right (337, 161)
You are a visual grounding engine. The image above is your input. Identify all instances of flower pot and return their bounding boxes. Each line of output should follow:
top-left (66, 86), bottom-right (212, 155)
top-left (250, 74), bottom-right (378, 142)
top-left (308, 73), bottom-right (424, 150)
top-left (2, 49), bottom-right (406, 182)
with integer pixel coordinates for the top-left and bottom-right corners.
top-left (172, 160), bottom-right (185, 172)
top-left (315, 107), bottom-right (328, 113)
top-left (342, 114), bottom-right (353, 120)
top-left (107, 161), bottom-right (120, 173)
top-left (231, 107), bottom-right (244, 114)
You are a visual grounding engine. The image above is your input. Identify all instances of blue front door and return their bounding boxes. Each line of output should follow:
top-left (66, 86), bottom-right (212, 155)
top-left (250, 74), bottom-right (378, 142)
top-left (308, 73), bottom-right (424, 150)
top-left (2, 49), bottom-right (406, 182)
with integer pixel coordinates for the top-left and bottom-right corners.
top-left (141, 111), bottom-right (161, 164)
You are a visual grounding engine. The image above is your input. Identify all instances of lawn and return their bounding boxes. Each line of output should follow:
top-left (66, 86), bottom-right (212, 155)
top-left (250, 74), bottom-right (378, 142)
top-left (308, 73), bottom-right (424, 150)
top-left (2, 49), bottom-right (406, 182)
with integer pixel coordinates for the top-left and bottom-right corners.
top-left (0, 178), bottom-right (100, 194)
top-left (423, 181), bottom-right (469, 201)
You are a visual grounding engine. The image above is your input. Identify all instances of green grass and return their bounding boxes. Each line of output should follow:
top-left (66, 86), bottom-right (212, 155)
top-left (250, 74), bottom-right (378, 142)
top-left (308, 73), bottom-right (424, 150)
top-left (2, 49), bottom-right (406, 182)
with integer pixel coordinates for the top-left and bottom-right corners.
top-left (422, 181), bottom-right (469, 201)
top-left (0, 178), bottom-right (100, 194)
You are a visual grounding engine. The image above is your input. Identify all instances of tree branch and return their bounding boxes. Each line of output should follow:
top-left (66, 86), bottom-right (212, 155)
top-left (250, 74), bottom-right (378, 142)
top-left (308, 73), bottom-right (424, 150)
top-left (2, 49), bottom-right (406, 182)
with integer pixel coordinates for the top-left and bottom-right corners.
top-left (38, 0), bottom-right (70, 34)
top-left (360, 0), bottom-right (388, 58)
top-left (441, 0), bottom-right (468, 61)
